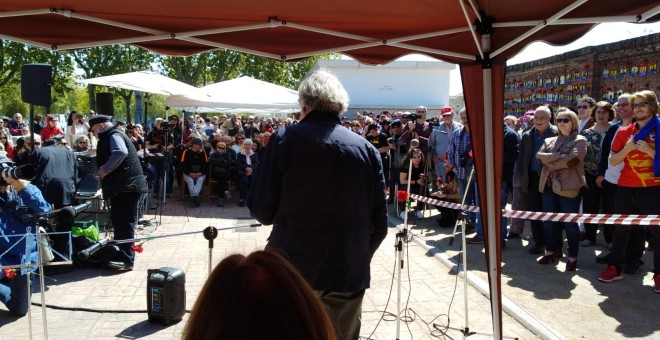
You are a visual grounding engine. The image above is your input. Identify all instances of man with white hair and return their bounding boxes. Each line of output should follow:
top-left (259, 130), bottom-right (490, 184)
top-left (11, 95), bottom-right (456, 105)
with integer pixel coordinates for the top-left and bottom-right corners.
top-left (89, 115), bottom-right (148, 270)
top-left (249, 70), bottom-right (387, 340)
top-left (520, 106), bottom-right (558, 254)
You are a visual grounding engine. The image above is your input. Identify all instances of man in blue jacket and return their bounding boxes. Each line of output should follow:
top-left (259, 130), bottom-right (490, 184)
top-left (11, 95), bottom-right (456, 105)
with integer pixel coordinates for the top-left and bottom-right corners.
top-left (249, 70), bottom-right (388, 340)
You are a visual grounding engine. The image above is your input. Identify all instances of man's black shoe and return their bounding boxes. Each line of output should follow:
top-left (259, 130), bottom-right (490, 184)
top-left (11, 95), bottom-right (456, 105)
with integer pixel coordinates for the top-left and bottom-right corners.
top-left (106, 261), bottom-right (133, 271)
top-left (528, 244), bottom-right (545, 255)
top-left (624, 261), bottom-right (643, 274)
top-left (595, 253), bottom-right (612, 264)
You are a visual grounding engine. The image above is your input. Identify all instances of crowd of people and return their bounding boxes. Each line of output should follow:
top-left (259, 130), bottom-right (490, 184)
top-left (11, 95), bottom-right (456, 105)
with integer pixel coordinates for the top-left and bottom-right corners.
top-left (1, 70), bottom-right (657, 335)
top-left (334, 91), bottom-right (658, 294)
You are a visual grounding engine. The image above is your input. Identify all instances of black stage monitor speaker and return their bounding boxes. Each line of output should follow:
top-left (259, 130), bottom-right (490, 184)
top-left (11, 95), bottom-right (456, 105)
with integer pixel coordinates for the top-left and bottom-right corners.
top-left (147, 267), bottom-right (186, 325)
top-left (21, 64), bottom-right (52, 107)
top-left (96, 92), bottom-right (114, 116)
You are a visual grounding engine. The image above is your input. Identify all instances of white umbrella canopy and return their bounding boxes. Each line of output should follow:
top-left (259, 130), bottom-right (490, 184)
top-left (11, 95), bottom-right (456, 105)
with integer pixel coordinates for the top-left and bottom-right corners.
top-left (166, 76), bottom-right (300, 110)
top-left (81, 71), bottom-right (197, 96)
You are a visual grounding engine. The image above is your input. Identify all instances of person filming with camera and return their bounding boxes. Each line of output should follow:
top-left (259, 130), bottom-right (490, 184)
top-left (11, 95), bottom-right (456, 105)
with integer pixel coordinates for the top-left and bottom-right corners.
top-left (0, 155), bottom-right (51, 316)
top-left (145, 118), bottom-right (174, 199)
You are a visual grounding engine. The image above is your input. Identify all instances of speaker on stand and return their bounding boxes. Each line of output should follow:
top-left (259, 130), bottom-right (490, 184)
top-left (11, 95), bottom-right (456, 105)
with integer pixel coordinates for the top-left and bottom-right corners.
top-left (96, 92), bottom-right (114, 116)
top-left (21, 64), bottom-right (52, 149)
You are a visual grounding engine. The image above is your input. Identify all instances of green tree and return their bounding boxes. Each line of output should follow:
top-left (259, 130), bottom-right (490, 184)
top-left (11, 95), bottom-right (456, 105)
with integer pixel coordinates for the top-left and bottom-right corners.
top-left (72, 45), bottom-right (156, 121)
top-left (1, 40), bottom-right (74, 111)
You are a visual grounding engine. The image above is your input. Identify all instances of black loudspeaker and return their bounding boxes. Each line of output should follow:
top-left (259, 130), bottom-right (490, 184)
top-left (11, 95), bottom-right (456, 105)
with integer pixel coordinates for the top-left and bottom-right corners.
top-left (147, 267), bottom-right (186, 325)
top-left (21, 64), bottom-right (52, 107)
top-left (96, 93), bottom-right (114, 116)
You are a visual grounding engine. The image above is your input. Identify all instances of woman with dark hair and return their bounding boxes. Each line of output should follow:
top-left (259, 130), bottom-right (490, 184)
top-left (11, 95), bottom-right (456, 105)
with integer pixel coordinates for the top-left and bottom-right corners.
top-left (579, 101), bottom-right (615, 247)
top-left (399, 148), bottom-right (426, 219)
top-left (536, 110), bottom-right (587, 271)
top-left (0, 132), bottom-right (15, 160)
top-left (183, 250), bottom-right (336, 340)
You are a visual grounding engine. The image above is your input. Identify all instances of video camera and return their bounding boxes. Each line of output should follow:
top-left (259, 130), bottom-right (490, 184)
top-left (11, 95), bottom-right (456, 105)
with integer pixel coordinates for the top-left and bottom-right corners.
top-left (160, 122), bottom-right (171, 131)
top-left (0, 164), bottom-right (36, 186)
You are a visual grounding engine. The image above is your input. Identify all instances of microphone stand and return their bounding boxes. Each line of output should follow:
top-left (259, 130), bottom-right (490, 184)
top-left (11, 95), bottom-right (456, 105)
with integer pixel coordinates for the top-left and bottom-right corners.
top-left (78, 224), bottom-right (261, 277)
top-left (438, 166), bottom-right (479, 338)
top-left (395, 155), bottom-right (414, 340)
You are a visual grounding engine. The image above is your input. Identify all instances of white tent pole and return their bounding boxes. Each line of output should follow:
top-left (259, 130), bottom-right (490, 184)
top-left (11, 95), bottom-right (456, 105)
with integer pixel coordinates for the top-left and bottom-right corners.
top-left (0, 33), bottom-right (52, 50)
top-left (459, 0), bottom-right (484, 59)
top-left (0, 8), bottom-right (51, 18)
top-left (388, 43), bottom-right (475, 60)
top-left (64, 11), bottom-right (165, 34)
top-left (465, 0), bottom-right (482, 22)
top-left (491, 0), bottom-right (588, 58)
top-left (482, 67), bottom-right (502, 339)
top-left (641, 5), bottom-right (660, 20)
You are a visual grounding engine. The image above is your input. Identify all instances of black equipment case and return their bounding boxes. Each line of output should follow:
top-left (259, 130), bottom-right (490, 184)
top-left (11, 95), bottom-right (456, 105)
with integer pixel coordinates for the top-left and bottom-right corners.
top-left (147, 267), bottom-right (186, 324)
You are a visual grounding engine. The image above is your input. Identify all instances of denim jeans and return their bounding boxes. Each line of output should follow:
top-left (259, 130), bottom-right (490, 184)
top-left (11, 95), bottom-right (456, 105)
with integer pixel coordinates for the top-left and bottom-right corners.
top-left (475, 179), bottom-right (508, 240)
top-left (0, 272), bottom-right (31, 316)
top-left (240, 174), bottom-right (252, 200)
top-left (542, 187), bottom-right (581, 257)
top-left (183, 174), bottom-right (206, 197)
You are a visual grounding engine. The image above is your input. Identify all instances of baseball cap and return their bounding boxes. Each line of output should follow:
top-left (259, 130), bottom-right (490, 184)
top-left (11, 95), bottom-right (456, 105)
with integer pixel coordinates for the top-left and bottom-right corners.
top-left (391, 119), bottom-right (403, 127)
top-left (440, 106), bottom-right (454, 116)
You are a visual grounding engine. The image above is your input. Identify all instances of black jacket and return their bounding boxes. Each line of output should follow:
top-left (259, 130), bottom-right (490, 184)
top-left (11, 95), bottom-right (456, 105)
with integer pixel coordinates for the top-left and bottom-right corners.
top-left (248, 110), bottom-right (388, 292)
top-left (179, 148), bottom-right (208, 175)
top-left (209, 151), bottom-right (233, 180)
top-left (237, 152), bottom-right (258, 176)
top-left (30, 145), bottom-right (78, 208)
top-left (96, 126), bottom-right (148, 198)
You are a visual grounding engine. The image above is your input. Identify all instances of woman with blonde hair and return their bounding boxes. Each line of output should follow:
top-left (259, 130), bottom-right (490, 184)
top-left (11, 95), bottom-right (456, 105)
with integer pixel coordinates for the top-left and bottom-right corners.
top-left (183, 250), bottom-right (336, 340)
top-left (536, 110), bottom-right (587, 271)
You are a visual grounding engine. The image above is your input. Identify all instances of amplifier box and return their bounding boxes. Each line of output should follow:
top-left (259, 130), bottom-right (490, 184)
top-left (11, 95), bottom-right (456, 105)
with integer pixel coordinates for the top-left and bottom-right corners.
top-left (147, 267), bottom-right (186, 324)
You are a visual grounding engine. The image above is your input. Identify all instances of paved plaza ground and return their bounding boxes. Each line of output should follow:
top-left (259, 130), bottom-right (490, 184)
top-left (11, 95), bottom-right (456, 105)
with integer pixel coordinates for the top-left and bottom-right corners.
top-left (1, 193), bottom-right (657, 339)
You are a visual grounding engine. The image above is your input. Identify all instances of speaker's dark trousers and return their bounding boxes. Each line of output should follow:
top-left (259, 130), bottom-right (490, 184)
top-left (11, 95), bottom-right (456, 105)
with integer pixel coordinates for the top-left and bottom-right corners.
top-left (316, 290), bottom-right (365, 340)
top-left (109, 192), bottom-right (141, 265)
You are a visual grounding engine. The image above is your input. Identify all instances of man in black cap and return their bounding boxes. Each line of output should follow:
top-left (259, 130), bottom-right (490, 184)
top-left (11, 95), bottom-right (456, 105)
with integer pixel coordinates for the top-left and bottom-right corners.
top-left (89, 115), bottom-right (148, 270)
top-left (179, 137), bottom-right (208, 207)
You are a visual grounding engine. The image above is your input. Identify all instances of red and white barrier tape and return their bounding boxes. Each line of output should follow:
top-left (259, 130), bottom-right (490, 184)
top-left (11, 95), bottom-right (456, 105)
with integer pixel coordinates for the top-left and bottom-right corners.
top-left (409, 194), bottom-right (660, 226)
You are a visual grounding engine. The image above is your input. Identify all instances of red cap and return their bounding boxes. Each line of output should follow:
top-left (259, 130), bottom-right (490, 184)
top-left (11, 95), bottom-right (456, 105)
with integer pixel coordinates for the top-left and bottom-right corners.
top-left (440, 106), bottom-right (454, 116)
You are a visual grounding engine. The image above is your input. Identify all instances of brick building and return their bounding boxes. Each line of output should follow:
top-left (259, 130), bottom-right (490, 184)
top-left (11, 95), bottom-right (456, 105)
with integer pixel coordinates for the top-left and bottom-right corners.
top-left (504, 33), bottom-right (659, 117)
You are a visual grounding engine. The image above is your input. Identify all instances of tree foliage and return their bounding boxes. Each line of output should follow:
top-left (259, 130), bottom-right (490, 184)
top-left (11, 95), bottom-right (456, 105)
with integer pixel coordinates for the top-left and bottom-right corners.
top-left (1, 40), bottom-right (336, 120)
top-left (72, 45), bottom-right (156, 122)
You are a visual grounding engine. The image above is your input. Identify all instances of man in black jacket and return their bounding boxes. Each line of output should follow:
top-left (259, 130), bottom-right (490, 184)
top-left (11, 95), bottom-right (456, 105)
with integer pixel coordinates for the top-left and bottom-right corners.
top-left (249, 70), bottom-right (388, 340)
top-left (180, 137), bottom-right (208, 207)
top-left (90, 115), bottom-right (148, 270)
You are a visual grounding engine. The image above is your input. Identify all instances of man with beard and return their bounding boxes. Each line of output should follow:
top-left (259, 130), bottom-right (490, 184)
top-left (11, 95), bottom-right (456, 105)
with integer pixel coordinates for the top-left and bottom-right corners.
top-left (89, 115), bottom-right (148, 270)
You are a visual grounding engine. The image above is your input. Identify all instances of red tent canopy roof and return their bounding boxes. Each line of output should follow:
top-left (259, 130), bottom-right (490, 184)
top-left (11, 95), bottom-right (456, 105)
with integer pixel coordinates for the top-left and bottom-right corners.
top-left (1, 1), bottom-right (657, 64)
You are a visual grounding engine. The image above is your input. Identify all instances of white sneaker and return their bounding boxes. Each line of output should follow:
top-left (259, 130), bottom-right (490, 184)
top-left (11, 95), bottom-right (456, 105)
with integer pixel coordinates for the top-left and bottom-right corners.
top-left (415, 211), bottom-right (424, 219)
top-left (224, 190), bottom-right (232, 199)
top-left (399, 211), bottom-right (406, 219)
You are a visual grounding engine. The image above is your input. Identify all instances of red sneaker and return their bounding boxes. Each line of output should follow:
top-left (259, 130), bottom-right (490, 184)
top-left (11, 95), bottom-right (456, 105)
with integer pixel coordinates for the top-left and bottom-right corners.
top-left (654, 274), bottom-right (660, 294)
top-left (598, 265), bottom-right (623, 283)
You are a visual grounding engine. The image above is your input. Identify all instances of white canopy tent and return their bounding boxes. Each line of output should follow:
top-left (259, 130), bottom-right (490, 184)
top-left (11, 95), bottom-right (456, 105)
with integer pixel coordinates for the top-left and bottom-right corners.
top-left (166, 76), bottom-right (300, 112)
top-left (81, 71), bottom-right (197, 96)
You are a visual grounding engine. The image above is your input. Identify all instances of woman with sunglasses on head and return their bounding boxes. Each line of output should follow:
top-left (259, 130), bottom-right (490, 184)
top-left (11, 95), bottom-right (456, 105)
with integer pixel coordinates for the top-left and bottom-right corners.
top-left (576, 96), bottom-right (597, 133)
top-left (536, 110), bottom-right (587, 271)
top-left (579, 101), bottom-right (615, 247)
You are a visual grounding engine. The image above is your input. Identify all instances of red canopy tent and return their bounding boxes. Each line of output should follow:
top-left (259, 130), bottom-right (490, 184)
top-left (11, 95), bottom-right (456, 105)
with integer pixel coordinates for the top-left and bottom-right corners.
top-left (1, 1), bottom-right (658, 337)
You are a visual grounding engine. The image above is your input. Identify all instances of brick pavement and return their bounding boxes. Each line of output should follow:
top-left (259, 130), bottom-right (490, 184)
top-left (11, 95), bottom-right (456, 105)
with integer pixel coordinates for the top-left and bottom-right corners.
top-left (2, 195), bottom-right (655, 339)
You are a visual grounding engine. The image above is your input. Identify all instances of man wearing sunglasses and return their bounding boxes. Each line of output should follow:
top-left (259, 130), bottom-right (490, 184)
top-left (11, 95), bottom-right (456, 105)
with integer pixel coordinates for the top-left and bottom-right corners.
top-left (577, 96), bottom-right (596, 133)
